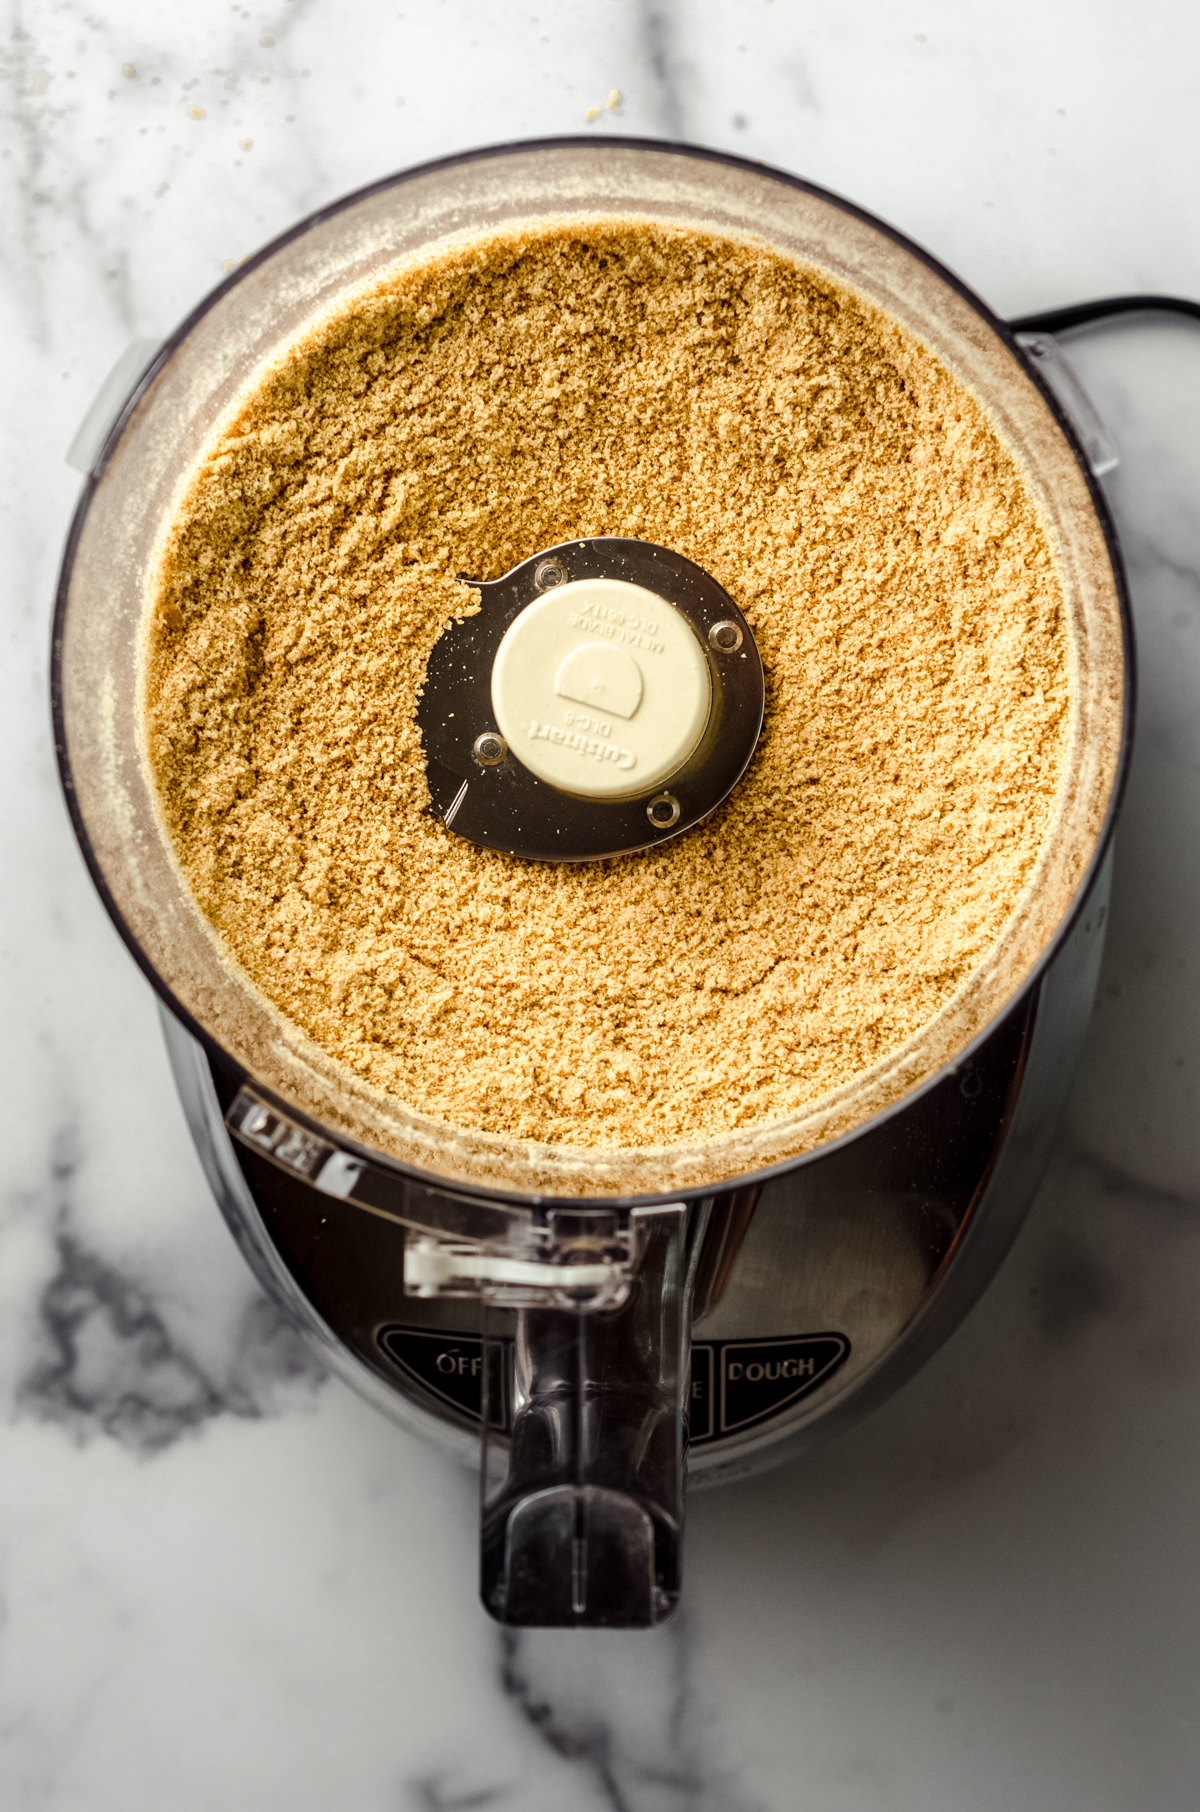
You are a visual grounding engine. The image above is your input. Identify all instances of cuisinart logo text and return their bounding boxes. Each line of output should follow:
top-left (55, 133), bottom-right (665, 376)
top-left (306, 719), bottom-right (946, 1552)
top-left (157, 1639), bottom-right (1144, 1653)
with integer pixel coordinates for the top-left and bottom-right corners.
top-left (526, 717), bottom-right (636, 770)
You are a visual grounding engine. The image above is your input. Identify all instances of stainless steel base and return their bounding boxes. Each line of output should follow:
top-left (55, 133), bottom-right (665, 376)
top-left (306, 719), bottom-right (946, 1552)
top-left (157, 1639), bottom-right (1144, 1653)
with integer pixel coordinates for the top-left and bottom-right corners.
top-left (164, 847), bottom-right (1110, 1487)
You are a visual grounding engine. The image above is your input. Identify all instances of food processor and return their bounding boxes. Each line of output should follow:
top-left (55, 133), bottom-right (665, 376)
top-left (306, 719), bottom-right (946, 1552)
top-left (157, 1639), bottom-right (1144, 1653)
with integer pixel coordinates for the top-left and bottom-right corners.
top-left (53, 139), bottom-right (1132, 1628)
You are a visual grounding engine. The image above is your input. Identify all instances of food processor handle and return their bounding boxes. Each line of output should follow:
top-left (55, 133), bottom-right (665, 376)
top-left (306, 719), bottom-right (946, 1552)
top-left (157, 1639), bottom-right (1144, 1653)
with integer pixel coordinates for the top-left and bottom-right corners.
top-left (476, 1201), bottom-right (708, 1628)
top-left (402, 1187), bottom-right (759, 1626)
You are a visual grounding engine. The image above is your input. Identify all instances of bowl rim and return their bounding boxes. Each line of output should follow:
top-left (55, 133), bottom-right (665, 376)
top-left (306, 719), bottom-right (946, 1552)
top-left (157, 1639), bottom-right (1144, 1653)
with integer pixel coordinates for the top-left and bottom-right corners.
top-left (50, 133), bottom-right (1136, 1211)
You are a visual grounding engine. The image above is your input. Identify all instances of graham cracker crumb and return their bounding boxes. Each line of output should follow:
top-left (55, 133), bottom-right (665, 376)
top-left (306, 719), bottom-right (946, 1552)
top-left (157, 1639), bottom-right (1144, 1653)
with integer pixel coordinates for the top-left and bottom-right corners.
top-left (142, 219), bottom-right (1068, 1150)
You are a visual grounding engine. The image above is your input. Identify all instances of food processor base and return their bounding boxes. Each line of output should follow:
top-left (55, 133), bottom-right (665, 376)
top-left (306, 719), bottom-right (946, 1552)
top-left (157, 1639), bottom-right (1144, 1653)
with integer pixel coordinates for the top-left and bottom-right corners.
top-left (161, 849), bottom-right (1111, 1491)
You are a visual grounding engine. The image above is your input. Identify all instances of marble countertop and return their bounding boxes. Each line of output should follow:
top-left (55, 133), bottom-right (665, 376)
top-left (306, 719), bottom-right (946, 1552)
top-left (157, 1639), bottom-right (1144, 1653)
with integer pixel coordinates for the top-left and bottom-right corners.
top-left (4, 2), bottom-right (1200, 1806)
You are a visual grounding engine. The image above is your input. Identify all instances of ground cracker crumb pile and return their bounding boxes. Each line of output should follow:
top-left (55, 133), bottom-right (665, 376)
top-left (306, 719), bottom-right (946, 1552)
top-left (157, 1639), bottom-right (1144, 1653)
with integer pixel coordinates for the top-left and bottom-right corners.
top-left (142, 220), bottom-right (1068, 1149)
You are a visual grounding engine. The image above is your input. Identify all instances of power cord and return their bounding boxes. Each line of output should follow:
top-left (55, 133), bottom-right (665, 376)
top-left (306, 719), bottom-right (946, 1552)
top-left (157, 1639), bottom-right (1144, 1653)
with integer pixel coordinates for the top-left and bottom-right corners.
top-left (1010, 295), bottom-right (1200, 335)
